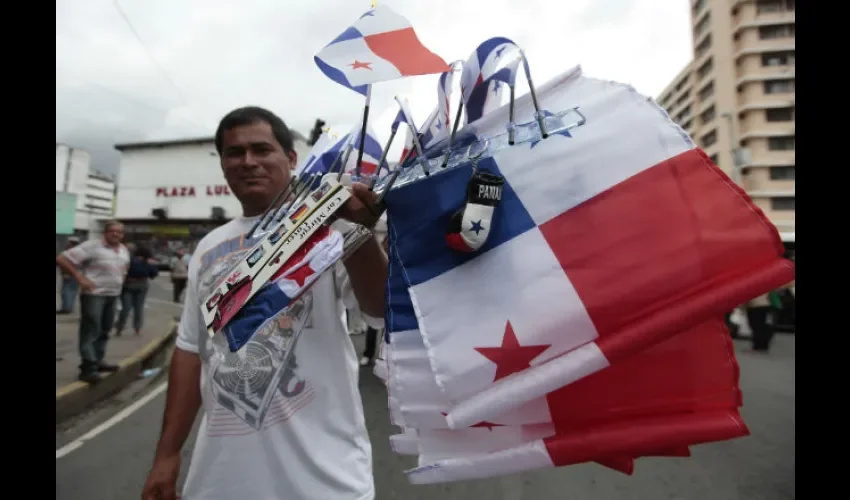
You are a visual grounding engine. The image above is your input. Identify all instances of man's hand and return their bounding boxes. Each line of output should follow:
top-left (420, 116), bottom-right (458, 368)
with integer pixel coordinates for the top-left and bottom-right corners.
top-left (142, 453), bottom-right (181, 500)
top-left (337, 182), bottom-right (382, 229)
top-left (79, 276), bottom-right (96, 293)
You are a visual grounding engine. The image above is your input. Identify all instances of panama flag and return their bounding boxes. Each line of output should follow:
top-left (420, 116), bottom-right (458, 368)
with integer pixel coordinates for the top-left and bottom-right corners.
top-left (297, 122), bottom-right (387, 182)
top-left (314, 5), bottom-right (450, 95)
top-left (381, 66), bottom-right (795, 430)
top-left (381, 243), bottom-right (745, 483)
top-left (342, 123), bottom-right (387, 176)
top-left (461, 37), bottom-right (522, 124)
top-left (222, 226), bottom-right (344, 352)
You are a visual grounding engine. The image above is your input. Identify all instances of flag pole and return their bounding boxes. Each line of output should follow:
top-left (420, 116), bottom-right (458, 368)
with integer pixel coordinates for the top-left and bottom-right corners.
top-left (353, 0), bottom-right (378, 178)
top-left (353, 84), bottom-right (372, 178)
top-left (369, 125), bottom-right (397, 190)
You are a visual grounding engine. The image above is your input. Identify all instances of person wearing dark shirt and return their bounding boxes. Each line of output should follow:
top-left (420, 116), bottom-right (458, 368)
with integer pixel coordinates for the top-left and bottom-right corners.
top-left (115, 244), bottom-right (159, 336)
top-left (57, 237), bottom-right (81, 314)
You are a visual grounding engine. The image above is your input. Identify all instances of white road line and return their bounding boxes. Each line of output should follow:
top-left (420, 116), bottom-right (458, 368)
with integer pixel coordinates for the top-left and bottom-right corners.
top-left (56, 382), bottom-right (169, 460)
top-left (146, 297), bottom-right (184, 308)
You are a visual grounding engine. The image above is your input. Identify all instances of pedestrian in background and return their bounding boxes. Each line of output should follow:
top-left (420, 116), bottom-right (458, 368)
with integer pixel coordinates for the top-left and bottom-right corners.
top-left (56, 237), bottom-right (81, 314)
top-left (171, 247), bottom-right (189, 303)
top-left (360, 233), bottom-right (389, 367)
top-left (746, 292), bottom-right (775, 353)
top-left (55, 220), bottom-right (130, 383)
top-left (114, 244), bottom-right (159, 336)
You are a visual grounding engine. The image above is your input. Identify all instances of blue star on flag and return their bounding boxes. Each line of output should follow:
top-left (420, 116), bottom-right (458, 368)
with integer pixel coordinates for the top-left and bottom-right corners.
top-left (529, 111), bottom-right (572, 148)
top-left (470, 220), bottom-right (485, 234)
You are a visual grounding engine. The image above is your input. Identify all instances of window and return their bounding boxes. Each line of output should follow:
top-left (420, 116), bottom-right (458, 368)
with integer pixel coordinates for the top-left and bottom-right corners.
top-left (694, 13), bottom-right (711, 38)
top-left (697, 58), bottom-right (713, 80)
top-left (692, 0), bottom-right (706, 16)
top-left (759, 24), bottom-right (795, 40)
top-left (771, 197), bottom-right (795, 211)
top-left (695, 35), bottom-right (712, 58)
top-left (699, 81), bottom-right (715, 101)
top-left (761, 51), bottom-right (795, 67)
top-left (769, 166), bottom-right (795, 180)
top-left (709, 154), bottom-right (719, 165)
top-left (700, 106), bottom-right (716, 125)
top-left (756, 0), bottom-right (783, 14)
top-left (764, 79), bottom-right (794, 94)
top-left (674, 74), bottom-right (691, 93)
top-left (766, 107), bottom-right (794, 122)
top-left (701, 130), bottom-right (717, 148)
top-left (768, 136), bottom-right (795, 150)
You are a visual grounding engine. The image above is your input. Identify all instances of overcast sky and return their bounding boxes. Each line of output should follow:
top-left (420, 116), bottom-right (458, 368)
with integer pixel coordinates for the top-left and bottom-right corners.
top-left (56, 0), bottom-right (693, 177)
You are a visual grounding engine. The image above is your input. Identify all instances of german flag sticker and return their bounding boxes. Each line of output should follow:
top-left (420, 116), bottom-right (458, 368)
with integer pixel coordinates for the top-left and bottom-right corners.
top-left (289, 203), bottom-right (308, 223)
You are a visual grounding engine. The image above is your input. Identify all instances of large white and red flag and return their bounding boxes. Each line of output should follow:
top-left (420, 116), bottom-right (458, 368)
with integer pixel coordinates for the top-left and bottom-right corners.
top-left (381, 240), bottom-right (747, 483)
top-left (380, 65), bottom-right (794, 433)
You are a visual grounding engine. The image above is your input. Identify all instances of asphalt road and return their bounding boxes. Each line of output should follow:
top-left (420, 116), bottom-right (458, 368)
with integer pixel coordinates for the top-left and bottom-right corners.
top-left (56, 334), bottom-right (795, 500)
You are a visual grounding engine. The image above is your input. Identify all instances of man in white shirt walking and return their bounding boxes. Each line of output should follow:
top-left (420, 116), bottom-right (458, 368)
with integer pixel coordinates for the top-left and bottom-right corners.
top-left (142, 106), bottom-right (387, 500)
top-left (56, 222), bottom-right (130, 383)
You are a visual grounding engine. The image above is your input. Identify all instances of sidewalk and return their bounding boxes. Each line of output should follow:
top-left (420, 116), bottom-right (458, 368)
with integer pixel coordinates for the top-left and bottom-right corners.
top-left (55, 295), bottom-right (178, 388)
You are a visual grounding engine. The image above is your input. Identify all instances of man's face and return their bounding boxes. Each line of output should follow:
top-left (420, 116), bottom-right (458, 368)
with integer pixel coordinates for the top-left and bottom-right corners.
top-left (219, 121), bottom-right (296, 212)
top-left (104, 224), bottom-right (124, 246)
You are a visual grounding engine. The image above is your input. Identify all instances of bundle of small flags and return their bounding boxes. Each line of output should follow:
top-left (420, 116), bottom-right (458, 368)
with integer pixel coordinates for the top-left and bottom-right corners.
top-left (223, 3), bottom-right (796, 484)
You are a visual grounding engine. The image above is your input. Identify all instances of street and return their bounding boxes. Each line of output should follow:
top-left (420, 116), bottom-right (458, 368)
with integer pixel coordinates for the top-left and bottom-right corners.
top-left (56, 333), bottom-right (795, 500)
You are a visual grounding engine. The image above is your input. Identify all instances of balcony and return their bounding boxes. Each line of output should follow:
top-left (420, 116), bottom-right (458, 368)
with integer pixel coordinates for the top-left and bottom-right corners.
top-left (737, 112), bottom-right (794, 139)
top-left (737, 81), bottom-right (794, 108)
top-left (738, 137), bottom-right (795, 167)
top-left (733, 11), bottom-right (795, 35)
top-left (742, 167), bottom-right (795, 193)
top-left (736, 52), bottom-right (795, 82)
top-left (734, 26), bottom-right (795, 59)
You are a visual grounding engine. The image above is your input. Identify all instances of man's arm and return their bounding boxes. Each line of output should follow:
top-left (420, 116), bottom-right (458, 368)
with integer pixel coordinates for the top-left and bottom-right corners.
top-left (143, 266), bottom-right (204, 499)
top-left (342, 234), bottom-right (388, 319)
top-left (152, 347), bottom-right (202, 461)
top-left (152, 274), bottom-right (203, 459)
top-left (56, 242), bottom-right (94, 289)
top-left (335, 183), bottom-right (389, 319)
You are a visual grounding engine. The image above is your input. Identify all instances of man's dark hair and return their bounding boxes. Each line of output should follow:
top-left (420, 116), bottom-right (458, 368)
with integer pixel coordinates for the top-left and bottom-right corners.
top-left (214, 106), bottom-right (294, 154)
top-left (134, 244), bottom-right (153, 260)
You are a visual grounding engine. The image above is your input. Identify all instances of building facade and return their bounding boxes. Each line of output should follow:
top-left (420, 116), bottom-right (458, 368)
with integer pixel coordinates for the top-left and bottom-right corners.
top-left (113, 132), bottom-right (311, 262)
top-left (55, 144), bottom-right (118, 250)
top-left (656, 0), bottom-right (795, 244)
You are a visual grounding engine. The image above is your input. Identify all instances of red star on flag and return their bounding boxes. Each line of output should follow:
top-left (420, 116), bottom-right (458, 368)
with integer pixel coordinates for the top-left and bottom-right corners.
top-left (349, 60), bottom-right (372, 70)
top-left (440, 412), bottom-right (503, 430)
top-left (285, 265), bottom-right (316, 288)
top-left (474, 321), bottom-right (550, 382)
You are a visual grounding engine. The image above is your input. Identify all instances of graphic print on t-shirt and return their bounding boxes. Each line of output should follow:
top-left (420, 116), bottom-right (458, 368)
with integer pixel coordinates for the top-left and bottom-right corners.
top-left (198, 235), bottom-right (316, 436)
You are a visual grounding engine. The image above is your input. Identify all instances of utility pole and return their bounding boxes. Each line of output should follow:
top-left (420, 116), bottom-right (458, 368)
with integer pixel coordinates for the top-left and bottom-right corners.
top-left (721, 112), bottom-right (742, 185)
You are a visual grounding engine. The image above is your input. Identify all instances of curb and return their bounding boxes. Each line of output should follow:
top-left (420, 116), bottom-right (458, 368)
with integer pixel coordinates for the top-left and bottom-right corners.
top-left (55, 320), bottom-right (178, 424)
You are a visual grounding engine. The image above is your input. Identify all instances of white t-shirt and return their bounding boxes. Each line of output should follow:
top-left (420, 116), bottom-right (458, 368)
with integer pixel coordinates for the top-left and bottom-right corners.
top-left (62, 240), bottom-right (130, 296)
top-left (176, 215), bottom-right (374, 500)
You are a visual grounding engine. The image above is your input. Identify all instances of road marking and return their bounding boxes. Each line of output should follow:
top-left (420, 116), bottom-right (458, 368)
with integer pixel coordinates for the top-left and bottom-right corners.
top-left (56, 382), bottom-right (168, 460)
top-left (146, 297), bottom-right (184, 308)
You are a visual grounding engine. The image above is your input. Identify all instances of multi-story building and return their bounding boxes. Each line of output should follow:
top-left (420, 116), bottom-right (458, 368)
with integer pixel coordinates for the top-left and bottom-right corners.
top-left (656, 0), bottom-right (795, 244)
top-left (56, 144), bottom-right (118, 249)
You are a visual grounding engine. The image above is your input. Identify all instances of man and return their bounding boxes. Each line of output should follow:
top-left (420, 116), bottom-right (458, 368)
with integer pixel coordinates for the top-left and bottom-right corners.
top-left (142, 106), bottom-right (387, 500)
top-left (746, 292), bottom-right (775, 352)
top-left (56, 221), bottom-right (130, 383)
top-left (56, 236), bottom-right (81, 314)
top-left (170, 247), bottom-right (189, 303)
